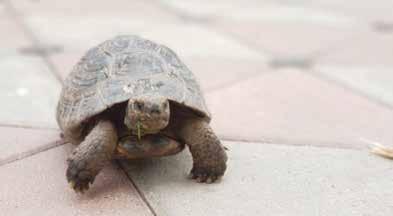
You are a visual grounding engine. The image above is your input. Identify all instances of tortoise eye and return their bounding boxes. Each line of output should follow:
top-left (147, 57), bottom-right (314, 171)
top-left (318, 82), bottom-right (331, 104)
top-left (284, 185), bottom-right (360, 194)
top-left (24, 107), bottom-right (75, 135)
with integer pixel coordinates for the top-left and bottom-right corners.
top-left (134, 102), bottom-right (144, 110)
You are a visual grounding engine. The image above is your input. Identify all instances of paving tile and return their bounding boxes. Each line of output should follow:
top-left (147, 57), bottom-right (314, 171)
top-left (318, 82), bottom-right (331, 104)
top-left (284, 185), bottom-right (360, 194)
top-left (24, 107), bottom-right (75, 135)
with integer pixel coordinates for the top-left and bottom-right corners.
top-left (314, 65), bottom-right (393, 108)
top-left (182, 56), bottom-right (270, 92)
top-left (291, 0), bottom-right (393, 22)
top-left (23, 16), bottom-right (151, 53)
top-left (206, 69), bottom-right (393, 149)
top-left (25, 15), bottom-right (265, 60)
top-left (162, 0), bottom-right (356, 24)
top-left (212, 18), bottom-right (360, 57)
top-left (160, 0), bottom-right (267, 20)
top-left (317, 30), bottom-right (393, 66)
top-left (0, 55), bottom-right (61, 127)
top-left (11, 0), bottom-right (177, 20)
top-left (314, 30), bottom-right (393, 106)
top-left (0, 126), bottom-right (61, 165)
top-left (0, 2), bottom-right (6, 17)
top-left (0, 16), bottom-right (32, 51)
top-left (48, 52), bottom-right (81, 81)
top-left (163, 0), bottom-right (393, 23)
top-left (1, 4), bottom-right (8, 16)
top-left (139, 24), bottom-right (265, 60)
top-left (122, 141), bottom-right (393, 216)
top-left (0, 144), bottom-right (153, 216)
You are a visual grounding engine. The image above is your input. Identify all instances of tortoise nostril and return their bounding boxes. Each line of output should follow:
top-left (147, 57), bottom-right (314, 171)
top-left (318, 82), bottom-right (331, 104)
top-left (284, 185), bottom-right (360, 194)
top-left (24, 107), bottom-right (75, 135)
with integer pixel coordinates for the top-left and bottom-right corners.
top-left (151, 104), bottom-right (160, 114)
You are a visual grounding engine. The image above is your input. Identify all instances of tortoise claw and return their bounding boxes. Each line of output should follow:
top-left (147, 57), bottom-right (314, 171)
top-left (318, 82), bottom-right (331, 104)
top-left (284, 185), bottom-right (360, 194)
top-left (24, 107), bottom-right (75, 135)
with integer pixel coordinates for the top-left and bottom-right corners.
top-left (66, 158), bottom-right (95, 193)
top-left (189, 166), bottom-right (223, 184)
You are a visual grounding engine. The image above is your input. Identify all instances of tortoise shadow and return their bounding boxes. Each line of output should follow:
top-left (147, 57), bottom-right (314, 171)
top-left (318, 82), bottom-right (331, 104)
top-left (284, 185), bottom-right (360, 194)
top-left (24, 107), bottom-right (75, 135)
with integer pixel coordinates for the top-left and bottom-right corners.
top-left (118, 150), bottom-right (194, 187)
top-left (62, 144), bottom-right (195, 200)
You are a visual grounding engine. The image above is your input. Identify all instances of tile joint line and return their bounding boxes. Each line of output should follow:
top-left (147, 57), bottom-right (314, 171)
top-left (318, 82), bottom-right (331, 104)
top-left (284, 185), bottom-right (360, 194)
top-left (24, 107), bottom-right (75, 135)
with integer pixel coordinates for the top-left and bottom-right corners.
top-left (117, 161), bottom-right (159, 216)
top-left (3, 0), bottom-right (64, 85)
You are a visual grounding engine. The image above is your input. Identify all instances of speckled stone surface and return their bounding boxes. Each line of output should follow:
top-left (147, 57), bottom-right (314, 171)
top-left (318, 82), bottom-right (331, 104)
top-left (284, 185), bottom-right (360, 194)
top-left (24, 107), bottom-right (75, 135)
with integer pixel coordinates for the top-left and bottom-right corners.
top-left (207, 69), bottom-right (393, 149)
top-left (0, 144), bottom-right (153, 216)
top-left (121, 141), bottom-right (393, 216)
top-left (0, 16), bottom-right (32, 51)
top-left (0, 126), bottom-right (61, 165)
top-left (0, 55), bottom-right (61, 127)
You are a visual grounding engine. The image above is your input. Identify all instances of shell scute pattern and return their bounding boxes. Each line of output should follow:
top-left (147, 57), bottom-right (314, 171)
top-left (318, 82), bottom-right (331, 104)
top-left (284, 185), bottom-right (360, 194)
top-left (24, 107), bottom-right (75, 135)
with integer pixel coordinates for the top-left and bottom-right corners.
top-left (132, 36), bottom-right (159, 51)
top-left (57, 35), bottom-right (210, 137)
top-left (101, 35), bottom-right (131, 54)
top-left (68, 48), bottom-right (112, 89)
top-left (114, 52), bottom-right (167, 78)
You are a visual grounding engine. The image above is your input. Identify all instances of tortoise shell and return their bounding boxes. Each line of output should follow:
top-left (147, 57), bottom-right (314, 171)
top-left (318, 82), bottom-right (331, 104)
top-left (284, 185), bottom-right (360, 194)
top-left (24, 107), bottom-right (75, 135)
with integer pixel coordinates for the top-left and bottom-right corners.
top-left (56, 35), bottom-right (210, 142)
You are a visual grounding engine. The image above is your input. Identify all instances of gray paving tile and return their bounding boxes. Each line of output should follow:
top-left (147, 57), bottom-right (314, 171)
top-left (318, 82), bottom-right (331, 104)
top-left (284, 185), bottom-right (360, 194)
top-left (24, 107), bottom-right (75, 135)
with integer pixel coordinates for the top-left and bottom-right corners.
top-left (314, 65), bottom-right (393, 107)
top-left (0, 55), bottom-right (61, 127)
top-left (206, 69), bottom-right (393, 149)
top-left (0, 144), bottom-right (153, 216)
top-left (0, 126), bottom-right (61, 165)
top-left (121, 141), bottom-right (393, 216)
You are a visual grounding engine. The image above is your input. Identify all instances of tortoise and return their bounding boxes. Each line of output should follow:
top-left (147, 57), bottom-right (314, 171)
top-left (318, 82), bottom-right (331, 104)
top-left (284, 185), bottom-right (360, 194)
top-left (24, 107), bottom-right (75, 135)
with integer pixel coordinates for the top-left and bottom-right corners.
top-left (57, 35), bottom-right (227, 193)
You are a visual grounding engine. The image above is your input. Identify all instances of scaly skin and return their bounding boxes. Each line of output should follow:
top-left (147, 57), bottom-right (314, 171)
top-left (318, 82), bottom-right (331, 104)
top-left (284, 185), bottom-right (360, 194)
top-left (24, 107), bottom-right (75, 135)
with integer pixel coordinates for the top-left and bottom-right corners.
top-left (66, 120), bottom-right (118, 193)
top-left (179, 118), bottom-right (227, 183)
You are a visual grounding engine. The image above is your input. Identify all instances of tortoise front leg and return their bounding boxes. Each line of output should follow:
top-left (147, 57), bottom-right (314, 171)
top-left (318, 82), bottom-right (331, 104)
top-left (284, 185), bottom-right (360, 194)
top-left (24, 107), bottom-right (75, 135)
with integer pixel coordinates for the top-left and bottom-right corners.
top-left (66, 120), bottom-right (118, 193)
top-left (179, 118), bottom-right (227, 183)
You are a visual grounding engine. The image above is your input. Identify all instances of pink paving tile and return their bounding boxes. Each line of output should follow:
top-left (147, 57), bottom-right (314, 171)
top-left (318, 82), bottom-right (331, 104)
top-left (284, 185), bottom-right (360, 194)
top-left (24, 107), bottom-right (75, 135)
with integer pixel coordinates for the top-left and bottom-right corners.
top-left (48, 52), bottom-right (83, 82)
top-left (0, 144), bottom-right (153, 216)
top-left (212, 19), bottom-right (360, 57)
top-left (0, 16), bottom-right (32, 50)
top-left (182, 56), bottom-right (269, 92)
top-left (206, 68), bottom-right (393, 149)
top-left (0, 126), bottom-right (61, 165)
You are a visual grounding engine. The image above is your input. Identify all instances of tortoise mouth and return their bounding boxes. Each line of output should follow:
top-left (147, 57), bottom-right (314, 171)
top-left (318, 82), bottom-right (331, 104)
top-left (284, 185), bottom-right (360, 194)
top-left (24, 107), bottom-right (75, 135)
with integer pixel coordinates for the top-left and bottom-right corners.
top-left (119, 133), bottom-right (177, 141)
top-left (131, 119), bottom-right (166, 139)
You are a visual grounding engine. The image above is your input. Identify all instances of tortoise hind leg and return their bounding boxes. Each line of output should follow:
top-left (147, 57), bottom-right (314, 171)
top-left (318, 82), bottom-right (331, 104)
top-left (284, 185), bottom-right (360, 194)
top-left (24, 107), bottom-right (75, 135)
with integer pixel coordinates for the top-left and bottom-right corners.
top-left (66, 120), bottom-right (118, 193)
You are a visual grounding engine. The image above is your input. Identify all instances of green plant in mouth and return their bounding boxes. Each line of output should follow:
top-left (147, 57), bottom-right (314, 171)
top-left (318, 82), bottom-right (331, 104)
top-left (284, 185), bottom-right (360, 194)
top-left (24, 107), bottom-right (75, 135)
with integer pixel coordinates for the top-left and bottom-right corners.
top-left (136, 120), bottom-right (142, 140)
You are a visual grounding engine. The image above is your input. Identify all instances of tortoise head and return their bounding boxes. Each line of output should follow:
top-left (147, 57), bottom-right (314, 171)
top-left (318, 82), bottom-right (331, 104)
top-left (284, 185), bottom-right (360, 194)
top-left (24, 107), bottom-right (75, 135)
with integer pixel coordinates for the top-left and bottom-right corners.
top-left (124, 96), bottom-right (170, 138)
